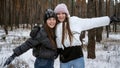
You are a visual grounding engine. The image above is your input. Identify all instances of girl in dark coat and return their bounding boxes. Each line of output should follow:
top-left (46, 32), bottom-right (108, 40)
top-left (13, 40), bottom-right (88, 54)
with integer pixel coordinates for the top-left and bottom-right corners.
top-left (4, 9), bottom-right (58, 68)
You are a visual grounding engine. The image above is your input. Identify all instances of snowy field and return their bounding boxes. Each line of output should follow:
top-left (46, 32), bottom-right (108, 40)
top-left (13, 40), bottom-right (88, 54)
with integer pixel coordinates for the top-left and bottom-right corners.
top-left (0, 28), bottom-right (120, 68)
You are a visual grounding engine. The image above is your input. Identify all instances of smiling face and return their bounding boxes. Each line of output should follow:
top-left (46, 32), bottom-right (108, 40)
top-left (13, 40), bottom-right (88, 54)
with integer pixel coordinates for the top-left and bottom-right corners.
top-left (46, 17), bottom-right (56, 28)
top-left (56, 12), bottom-right (66, 22)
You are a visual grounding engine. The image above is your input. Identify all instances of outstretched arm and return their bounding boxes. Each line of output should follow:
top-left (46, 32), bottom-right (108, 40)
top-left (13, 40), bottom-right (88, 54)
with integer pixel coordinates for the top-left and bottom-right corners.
top-left (3, 26), bottom-right (41, 67)
top-left (3, 37), bottom-right (40, 67)
top-left (70, 16), bottom-right (110, 33)
top-left (70, 15), bottom-right (120, 33)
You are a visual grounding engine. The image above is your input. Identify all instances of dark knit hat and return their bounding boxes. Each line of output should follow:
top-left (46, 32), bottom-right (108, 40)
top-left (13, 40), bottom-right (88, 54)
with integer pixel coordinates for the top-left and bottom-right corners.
top-left (44, 9), bottom-right (57, 23)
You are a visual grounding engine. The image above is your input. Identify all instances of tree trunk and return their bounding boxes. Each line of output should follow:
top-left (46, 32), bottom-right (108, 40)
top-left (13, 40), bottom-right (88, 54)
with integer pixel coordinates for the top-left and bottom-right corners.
top-left (95, 0), bottom-right (104, 43)
top-left (106, 0), bottom-right (110, 38)
top-left (87, 0), bottom-right (96, 59)
top-left (3, 0), bottom-right (9, 34)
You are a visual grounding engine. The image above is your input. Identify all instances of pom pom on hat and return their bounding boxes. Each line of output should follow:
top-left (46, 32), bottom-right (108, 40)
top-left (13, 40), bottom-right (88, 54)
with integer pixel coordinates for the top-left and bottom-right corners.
top-left (54, 3), bottom-right (70, 17)
top-left (44, 9), bottom-right (57, 23)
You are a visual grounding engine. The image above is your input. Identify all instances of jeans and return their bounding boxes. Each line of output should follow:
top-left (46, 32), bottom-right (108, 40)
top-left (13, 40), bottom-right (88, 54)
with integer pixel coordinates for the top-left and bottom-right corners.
top-left (34, 58), bottom-right (54, 68)
top-left (60, 57), bottom-right (85, 68)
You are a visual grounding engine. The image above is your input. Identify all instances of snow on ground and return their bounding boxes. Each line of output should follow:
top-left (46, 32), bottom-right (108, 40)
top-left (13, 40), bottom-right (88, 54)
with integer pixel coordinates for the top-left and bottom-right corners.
top-left (0, 28), bottom-right (120, 68)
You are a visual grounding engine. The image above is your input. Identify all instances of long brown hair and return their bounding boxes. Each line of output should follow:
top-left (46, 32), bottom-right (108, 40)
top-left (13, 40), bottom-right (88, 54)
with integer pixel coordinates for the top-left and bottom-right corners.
top-left (43, 23), bottom-right (57, 49)
top-left (61, 14), bottom-right (73, 46)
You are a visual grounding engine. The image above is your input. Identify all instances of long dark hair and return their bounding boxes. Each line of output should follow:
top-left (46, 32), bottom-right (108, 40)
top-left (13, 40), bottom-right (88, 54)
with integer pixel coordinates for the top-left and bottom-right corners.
top-left (43, 23), bottom-right (57, 49)
top-left (61, 14), bottom-right (73, 46)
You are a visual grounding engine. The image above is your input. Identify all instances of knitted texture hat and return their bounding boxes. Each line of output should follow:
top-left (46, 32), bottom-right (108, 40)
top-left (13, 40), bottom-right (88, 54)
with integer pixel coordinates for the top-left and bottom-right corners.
top-left (54, 3), bottom-right (70, 17)
top-left (44, 9), bottom-right (57, 23)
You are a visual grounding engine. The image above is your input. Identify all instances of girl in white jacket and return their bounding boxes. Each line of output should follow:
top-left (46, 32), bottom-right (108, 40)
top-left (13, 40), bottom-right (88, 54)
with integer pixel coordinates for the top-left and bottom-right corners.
top-left (54, 3), bottom-right (118, 68)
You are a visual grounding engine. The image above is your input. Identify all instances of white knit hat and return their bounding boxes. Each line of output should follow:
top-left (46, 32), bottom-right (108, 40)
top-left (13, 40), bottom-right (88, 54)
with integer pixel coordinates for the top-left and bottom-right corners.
top-left (54, 3), bottom-right (70, 17)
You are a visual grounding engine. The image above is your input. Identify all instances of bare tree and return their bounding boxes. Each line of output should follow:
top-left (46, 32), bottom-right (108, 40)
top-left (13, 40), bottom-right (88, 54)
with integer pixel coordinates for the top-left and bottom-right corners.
top-left (95, 0), bottom-right (104, 43)
top-left (87, 0), bottom-right (96, 59)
